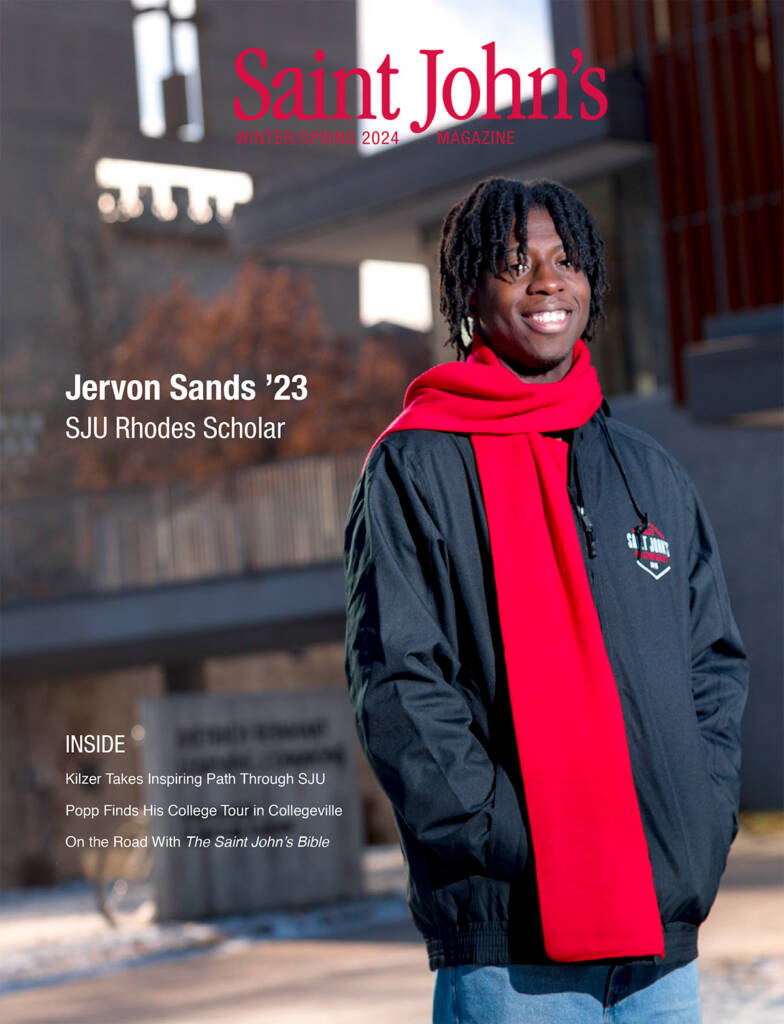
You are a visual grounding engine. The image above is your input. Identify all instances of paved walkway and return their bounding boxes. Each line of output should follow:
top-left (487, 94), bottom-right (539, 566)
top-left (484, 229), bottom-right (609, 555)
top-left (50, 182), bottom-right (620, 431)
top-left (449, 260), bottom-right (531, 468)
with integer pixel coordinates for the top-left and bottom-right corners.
top-left (0, 827), bottom-right (782, 1023)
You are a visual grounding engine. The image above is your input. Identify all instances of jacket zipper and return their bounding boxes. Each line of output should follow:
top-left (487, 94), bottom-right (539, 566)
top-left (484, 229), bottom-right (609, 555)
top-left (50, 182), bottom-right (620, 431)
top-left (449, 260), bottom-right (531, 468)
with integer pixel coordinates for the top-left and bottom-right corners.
top-left (568, 429), bottom-right (597, 568)
top-left (568, 430), bottom-right (609, 637)
top-left (575, 504), bottom-right (597, 560)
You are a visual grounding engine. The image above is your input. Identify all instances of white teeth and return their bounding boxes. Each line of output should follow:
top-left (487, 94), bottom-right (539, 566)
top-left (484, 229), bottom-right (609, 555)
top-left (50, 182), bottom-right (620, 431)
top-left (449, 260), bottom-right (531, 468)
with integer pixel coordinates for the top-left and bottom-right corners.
top-left (530, 310), bottom-right (568, 323)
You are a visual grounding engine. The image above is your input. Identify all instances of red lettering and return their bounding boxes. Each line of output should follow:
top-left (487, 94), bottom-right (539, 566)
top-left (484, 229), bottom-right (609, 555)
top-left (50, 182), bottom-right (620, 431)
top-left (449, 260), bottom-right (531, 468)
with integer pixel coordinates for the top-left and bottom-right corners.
top-left (377, 54), bottom-right (400, 119)
top-left (481, 42), bottom-right (525, 121)
top-left (411, 50), bottom-right (443, 133)
top-left (442, 66), bottom-right (481, 121)
top-left (333, 67), bottom-right (375, 119)
top-left (234, 49), bottom-right (270, 120)
top-left (271, 67), bottom-right (307, 119)
top-left (580, 67), bottom-right (608, 119)
top-left (528, 66), bottom-right (572, 120)
top-left (310, 49), bottom-right (327, 119)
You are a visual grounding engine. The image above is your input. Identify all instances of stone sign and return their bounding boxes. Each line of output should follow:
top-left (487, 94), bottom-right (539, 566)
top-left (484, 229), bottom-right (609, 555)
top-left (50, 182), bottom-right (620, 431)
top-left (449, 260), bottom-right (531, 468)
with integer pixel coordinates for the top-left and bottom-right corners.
top-left (141, 689), bottom-right (363, 920)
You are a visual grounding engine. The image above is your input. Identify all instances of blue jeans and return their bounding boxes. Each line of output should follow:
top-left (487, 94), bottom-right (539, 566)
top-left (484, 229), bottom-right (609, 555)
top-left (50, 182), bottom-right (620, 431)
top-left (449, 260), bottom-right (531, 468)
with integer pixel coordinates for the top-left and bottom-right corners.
top-left (433, 959), bottom-right (701, 1023)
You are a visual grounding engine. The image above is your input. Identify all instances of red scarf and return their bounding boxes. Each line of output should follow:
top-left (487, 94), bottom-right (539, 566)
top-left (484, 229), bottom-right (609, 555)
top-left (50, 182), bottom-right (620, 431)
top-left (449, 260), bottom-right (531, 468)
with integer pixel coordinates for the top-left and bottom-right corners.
top-left (367, 337), bottom-right (664, 962)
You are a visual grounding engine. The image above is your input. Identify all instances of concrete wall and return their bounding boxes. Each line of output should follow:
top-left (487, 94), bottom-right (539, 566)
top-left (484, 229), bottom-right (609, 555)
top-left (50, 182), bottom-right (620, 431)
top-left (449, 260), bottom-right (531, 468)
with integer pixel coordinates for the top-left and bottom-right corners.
top-left (610, 391), bottom-right (784, 809)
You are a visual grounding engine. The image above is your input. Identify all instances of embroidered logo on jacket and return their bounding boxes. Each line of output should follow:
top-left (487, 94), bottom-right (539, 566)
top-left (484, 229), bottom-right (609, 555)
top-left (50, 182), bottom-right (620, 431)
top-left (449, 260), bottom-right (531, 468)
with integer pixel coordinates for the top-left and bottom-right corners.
top-left (626, 522), bottom-right (671, 580)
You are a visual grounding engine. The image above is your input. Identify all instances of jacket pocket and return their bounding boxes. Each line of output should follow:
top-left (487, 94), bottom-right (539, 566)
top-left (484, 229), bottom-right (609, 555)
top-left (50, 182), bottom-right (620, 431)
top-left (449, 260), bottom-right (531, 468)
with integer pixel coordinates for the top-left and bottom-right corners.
top-left (486, 762), bottom-right (528, 880)
top-left (691, 739), bottom-right (736, 912)
top-left (663, 727), bottom-right (732, 926)
top-left (631, 698), bottom-right (730, 928)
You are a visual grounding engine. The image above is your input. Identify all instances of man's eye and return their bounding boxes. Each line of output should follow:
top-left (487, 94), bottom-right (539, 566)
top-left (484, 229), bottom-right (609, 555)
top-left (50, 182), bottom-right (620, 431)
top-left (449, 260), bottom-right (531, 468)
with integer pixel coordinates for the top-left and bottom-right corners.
top-left (511, 260), bottom-right (529, 277)
top-left (559, 257), bottom-right (576, 269)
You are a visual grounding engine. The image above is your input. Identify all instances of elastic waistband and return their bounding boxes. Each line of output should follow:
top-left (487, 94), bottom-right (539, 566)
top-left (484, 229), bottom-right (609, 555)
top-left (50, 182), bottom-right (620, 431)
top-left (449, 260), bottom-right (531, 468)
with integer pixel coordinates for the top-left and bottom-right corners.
top-left (425, 921), bottom-right (698, 972)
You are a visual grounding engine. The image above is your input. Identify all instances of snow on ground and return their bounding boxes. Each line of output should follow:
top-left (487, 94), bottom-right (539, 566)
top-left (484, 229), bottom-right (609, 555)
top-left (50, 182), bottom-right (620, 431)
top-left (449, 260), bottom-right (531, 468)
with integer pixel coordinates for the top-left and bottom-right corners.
top-left (0, 846), bottom-right (409, 992)
top-left (700, 958), bottom-right (784, 1024)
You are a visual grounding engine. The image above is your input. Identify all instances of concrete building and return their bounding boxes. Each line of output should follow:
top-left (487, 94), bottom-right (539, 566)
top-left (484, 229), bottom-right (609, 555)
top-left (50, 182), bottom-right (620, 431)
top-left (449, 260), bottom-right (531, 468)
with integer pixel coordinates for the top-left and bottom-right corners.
top-left (0, 0), bottom-right (363, 407)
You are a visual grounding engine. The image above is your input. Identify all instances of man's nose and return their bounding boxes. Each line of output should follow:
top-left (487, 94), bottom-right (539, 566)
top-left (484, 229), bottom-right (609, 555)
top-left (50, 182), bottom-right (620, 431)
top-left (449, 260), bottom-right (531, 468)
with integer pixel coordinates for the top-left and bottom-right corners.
top-left (527, 261), bottom-right (563, 293)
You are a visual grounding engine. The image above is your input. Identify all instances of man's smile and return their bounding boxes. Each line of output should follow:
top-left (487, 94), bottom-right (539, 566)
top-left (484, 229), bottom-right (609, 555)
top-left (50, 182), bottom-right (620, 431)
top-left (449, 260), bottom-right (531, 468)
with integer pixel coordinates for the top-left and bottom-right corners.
top-left (520, 307), bottom-right (573, 333)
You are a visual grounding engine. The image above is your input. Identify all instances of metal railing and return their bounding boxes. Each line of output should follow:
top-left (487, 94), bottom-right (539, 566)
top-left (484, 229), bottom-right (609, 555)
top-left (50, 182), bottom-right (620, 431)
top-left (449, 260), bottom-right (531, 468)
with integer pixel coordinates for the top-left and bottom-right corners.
top-left (1, 453), bottom-right (364, 605)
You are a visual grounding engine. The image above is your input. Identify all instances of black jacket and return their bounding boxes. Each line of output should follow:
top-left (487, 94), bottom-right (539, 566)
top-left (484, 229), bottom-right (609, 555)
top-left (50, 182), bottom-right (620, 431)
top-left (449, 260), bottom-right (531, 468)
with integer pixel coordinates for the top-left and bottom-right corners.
top-left (344, 407), bottom-right (748, 970)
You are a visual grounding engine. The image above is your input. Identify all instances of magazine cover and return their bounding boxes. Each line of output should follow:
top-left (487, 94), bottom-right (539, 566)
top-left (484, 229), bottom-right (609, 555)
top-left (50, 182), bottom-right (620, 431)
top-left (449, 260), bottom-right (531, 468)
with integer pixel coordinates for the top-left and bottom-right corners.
top-left (0, 1), bottom-right (782, 1021)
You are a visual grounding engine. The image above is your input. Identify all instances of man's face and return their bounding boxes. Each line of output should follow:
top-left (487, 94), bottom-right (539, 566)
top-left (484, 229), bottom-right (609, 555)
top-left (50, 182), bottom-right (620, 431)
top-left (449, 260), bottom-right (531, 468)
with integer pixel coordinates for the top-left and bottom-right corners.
top-left (470, 208), bottom-right (591, 383)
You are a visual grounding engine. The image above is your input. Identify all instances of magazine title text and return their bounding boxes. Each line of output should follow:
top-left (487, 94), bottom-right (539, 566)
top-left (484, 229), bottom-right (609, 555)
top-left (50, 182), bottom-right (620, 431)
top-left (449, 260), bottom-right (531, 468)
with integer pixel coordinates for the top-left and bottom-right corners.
top-left (235, 43), bottom-right (607, 132)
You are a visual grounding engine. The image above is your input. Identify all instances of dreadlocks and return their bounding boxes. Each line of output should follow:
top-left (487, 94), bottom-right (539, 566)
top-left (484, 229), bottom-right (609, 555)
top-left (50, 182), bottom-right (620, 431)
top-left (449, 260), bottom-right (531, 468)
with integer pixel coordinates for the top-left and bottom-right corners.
top-left (439, 177), bottom-right (609, 358)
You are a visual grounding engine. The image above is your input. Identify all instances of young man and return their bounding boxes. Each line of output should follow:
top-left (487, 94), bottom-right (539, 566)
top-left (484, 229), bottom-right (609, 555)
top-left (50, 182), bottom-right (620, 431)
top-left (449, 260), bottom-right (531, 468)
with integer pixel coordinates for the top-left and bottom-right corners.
top-left (344, 178), bottom-right (748, 1023)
